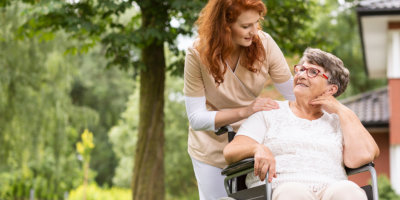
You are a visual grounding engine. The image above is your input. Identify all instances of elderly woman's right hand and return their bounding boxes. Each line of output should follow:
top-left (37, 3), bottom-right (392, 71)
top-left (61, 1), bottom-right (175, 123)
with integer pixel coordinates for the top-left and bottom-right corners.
top-left (244, 98), bottom-right (279, 118)
top-left (253, 144), bottom-right (276, 183)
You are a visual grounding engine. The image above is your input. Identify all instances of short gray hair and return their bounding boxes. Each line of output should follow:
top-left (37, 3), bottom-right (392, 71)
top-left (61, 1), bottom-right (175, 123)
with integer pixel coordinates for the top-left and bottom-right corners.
top-left (299, 48), bottom-right (350, 97)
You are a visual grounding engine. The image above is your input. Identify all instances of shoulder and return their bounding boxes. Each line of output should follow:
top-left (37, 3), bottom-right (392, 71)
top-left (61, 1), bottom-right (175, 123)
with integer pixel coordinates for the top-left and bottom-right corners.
top-left (323, 112), bottom-right (340, 122)
top-left (185, 39), bottom-right (202, 69)
top-left (258, 100), bottom-right (289, 120)
top-left (257, 30), bottom-right (271, 40)
top-left (186, 39), bottom-right (200, 56)
top-left (257, 30), bottom-right (275, 46)
top-left (320, 112), bottom-right (341, 131)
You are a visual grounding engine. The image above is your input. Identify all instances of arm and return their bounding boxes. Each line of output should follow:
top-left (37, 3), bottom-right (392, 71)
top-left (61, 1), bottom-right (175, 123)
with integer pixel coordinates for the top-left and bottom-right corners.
top-left (224, 135), bottom-right (276, 182)
top-left (185, 96), bottom-right (279, 131)
top-left (184, 46), bottom-right (279, 131)
top-left (274, 77), bottom-right (295, 101)
top-left (223, 111), bottom-right (276, 182)
top-left (214, 97), bottom-right (278, 129)
top-left (338, 105), bottom-right (380, 168)
top-left (310, 95), bottom-right (380, 168)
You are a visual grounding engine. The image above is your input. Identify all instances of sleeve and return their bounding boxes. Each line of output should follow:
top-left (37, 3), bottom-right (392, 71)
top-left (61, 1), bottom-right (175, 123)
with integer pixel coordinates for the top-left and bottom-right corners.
top-left (184, 96), bottom-right (217, 131)
top-left (183, 47), bottom-right (205, 97)
top-left (236, 111), bottom-right (268, 143)
top-left (263, 32), bottom-right (293, 84)
top-left (274, 77), bottom-right (296, 101)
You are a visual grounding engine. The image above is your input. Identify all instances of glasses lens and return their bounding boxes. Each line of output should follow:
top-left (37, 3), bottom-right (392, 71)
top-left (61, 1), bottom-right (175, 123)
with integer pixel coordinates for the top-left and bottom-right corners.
top-left (294, 65), bottom-right (304, 74)
top-left (308, 68), bottom-right (319, 77)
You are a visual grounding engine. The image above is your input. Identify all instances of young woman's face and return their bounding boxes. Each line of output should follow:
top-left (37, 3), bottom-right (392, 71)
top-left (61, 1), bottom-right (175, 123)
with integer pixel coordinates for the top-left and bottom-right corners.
top-left (230, 9), bottom-right (261, 48)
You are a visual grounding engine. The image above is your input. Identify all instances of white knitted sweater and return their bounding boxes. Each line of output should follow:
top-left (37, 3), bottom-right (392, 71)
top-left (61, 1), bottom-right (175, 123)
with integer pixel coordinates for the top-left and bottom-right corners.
top-left (237, 101), bottom-right (347, 192)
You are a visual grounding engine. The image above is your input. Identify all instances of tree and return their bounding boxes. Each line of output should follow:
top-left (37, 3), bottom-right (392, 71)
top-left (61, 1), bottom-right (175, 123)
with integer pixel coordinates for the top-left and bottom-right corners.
top-left (4, 0), bottom-right (319, 199)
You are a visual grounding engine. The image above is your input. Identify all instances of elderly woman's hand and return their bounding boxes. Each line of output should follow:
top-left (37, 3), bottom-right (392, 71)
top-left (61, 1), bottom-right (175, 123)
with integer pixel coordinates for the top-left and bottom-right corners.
top-left (309, 94), bottom-right (345, 114)
top-left (253, 144), bottom-right (276, 183)
top-left (243, 98), bottom-right (279, 118)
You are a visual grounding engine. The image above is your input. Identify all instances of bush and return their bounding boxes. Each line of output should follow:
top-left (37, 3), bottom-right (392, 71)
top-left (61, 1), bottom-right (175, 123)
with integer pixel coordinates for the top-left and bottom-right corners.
top-left (68, 183), bottom-right (130, 200)
top-left (378, 175), bottom-right (400, 200)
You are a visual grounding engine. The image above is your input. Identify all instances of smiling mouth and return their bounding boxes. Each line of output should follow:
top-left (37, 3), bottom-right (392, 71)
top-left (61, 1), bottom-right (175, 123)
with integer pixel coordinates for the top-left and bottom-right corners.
top-left (296, 83), bottom-right (309, 87)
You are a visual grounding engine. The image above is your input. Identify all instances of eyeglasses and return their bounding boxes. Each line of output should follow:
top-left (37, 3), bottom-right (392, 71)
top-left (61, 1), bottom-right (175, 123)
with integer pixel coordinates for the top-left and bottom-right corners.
top-left (294, 64), bottom-right (328, 79)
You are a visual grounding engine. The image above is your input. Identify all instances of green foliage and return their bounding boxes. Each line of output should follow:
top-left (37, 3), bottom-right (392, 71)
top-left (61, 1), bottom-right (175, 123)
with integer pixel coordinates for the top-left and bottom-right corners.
top-left (262, 0), bottom-right (321, 56)
top-left (69, 45), bottom-right (135, 186)
top-left (68, 183), bottom-right (131, 200)
top-left (346, 175), bottom-right (400, 200)
top-left (108, 88), bottom-right (139, 188)
top-left (0, 3), bottom-right (97, 199)
top-left (0, 2), bottom-right (134, 198)
top-left (378, 175), bottom-right (400, 200)
top-left (13, 0), bottom-right (206, 73)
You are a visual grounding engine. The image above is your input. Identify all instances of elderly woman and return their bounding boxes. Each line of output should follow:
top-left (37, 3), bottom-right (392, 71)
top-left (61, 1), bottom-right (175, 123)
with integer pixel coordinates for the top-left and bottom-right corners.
top-left (223, 48), bottom-right (379, 200)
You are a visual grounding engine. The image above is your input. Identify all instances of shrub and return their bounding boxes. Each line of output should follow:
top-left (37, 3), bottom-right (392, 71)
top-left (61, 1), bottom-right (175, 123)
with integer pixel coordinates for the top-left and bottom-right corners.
top-left (68, 183), bottom-right (130, 200)
top-left (378, 175), bottom-right (400, 200)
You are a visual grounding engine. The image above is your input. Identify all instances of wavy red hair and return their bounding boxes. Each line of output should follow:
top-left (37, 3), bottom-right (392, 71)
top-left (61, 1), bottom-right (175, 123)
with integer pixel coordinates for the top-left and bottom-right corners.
top-left (196, 0), bottom-right (267, 85)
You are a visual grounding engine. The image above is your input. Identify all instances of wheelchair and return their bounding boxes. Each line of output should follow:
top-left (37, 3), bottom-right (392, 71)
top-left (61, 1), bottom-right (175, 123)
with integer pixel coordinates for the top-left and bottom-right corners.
top-left (216, 125), bottom-right (379, 200)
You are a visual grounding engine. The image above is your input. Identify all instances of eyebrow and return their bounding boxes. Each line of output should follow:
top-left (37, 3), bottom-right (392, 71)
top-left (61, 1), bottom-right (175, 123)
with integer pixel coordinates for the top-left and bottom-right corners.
top-left (241, 19), bottom-right (259, 26)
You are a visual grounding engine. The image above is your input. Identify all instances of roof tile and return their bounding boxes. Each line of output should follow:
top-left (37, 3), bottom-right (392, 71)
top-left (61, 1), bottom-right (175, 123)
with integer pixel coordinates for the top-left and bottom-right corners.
top-left (340, 87), bottom-right (389, 126)
top-left (359, 0), bottom-right (400, 9)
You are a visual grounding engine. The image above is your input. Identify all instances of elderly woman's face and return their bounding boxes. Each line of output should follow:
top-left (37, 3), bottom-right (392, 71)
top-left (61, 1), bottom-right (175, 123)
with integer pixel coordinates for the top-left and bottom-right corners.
top-left (293, 62), bottom-right (330, 98)
top-left (230, 9), bottom-right (260, 48)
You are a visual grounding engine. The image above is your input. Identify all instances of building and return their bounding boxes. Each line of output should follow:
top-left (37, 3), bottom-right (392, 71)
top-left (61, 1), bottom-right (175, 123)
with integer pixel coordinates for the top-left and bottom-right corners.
top-left (355, 0), bottom-right (400, 194)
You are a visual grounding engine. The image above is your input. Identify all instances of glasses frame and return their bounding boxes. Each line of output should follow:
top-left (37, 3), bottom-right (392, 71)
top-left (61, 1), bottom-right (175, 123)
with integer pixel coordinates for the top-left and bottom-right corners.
top-left (294, 64), bottom-right (328, 80)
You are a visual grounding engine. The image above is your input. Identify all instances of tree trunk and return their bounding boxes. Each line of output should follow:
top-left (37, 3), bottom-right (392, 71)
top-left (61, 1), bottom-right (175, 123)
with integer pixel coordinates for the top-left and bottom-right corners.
top-left (131, 4), bottom-right (167, 197)
top-left (132, 41), bottom-right (165, 199)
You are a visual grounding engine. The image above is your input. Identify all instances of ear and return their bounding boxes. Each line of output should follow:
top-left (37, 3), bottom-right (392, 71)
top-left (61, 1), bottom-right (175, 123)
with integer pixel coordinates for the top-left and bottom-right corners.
top-left (324, 84), bottom-right (338, 96)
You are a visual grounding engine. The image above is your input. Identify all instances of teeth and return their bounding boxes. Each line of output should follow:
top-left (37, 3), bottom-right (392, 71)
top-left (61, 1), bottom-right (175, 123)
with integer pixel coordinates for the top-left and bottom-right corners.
top-left (297, 83), bottom-right (308, 87)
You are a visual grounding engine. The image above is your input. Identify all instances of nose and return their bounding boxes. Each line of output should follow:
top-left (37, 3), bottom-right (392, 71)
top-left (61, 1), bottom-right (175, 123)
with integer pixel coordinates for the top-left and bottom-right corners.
top-left (251, 24), bottom-right (257, 35)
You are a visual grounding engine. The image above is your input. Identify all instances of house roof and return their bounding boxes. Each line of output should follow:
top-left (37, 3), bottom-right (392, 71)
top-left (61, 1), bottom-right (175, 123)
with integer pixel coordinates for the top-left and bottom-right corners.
top-left (340, 87), bottom-right (389, 127)
top-left (357, 0), bottom-right (400, 14)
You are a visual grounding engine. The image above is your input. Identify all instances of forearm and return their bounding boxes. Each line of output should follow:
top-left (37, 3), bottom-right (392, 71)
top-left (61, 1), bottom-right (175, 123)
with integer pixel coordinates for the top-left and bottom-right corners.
top-left (339, 106), bottom-right (380, 167)
top-left (185, 96), bottom-right (251, 131)
top-left (214, 107), bottom-right (249, 130)
top-left (223, 136), bottom-right (260, 164)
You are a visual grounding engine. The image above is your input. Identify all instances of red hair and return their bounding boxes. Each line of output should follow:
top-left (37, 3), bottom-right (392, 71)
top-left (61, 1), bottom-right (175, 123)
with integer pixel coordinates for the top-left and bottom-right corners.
top-left (196, 0), bottom-right (267, 85)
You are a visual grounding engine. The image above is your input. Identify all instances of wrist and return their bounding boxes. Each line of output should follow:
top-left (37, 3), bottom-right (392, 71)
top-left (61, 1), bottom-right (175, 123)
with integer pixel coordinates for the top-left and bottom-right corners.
top-left (238, 107), bottom-right (249, 119)
top-left (252, 143), bottom-right (263, 155)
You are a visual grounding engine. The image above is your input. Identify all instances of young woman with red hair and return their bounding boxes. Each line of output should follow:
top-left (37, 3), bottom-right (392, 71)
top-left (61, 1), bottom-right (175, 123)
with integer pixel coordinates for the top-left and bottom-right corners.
top-left (184, 0), bottom-right (294, 199)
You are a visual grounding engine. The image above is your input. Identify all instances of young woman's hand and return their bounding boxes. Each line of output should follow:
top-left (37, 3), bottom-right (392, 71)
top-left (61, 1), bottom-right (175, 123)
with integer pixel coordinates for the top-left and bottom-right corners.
top-left (242, 97), bottom-right (279, 118)
top-left (253, 144), bottom-right (276, 182)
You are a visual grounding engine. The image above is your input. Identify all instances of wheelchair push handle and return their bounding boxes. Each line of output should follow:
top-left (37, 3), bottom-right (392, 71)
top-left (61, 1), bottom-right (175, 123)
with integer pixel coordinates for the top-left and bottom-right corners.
top-left (215, 125), bottom-right (236, 142)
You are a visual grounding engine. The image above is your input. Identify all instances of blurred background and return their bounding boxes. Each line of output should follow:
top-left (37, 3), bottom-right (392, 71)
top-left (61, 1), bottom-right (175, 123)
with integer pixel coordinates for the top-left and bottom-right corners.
top-left (0, 0), bottom-right (396, 199)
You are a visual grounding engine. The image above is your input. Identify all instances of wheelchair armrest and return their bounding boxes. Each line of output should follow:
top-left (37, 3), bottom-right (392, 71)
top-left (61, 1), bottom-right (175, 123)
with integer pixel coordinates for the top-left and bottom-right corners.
top-left (345, 162), bottom-right (378, 200)
top-left (345, 162), bottom-right (375, 176)
top-left (221, 158), bottom-right (255, 176)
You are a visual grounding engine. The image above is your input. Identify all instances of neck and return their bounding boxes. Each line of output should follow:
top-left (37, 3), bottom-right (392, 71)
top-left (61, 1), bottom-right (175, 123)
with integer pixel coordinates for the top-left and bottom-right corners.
top-left (290, 98), bottom-right (323, 120)
top-left (228, 47), bottom-right (242, 70)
